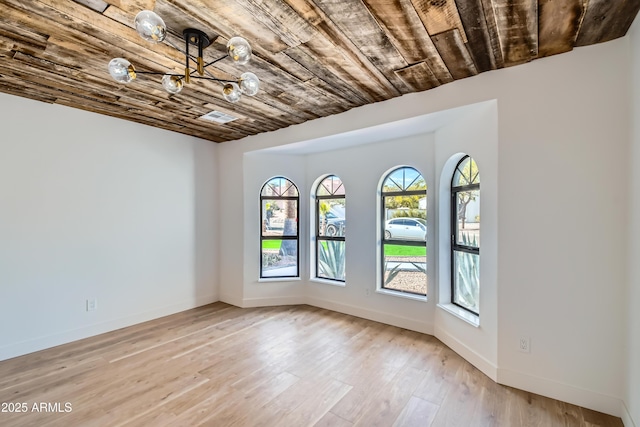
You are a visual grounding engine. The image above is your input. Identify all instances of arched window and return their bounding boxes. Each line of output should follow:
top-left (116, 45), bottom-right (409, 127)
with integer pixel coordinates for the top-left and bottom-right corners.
top-left (451, 156), bottom-right (480, 314)
top-left (315, 175), bottom-right (345, 281)
top-left (260, 177), bottom-right (299, 278)
top-left (381, 167), bottom-right (427, 296)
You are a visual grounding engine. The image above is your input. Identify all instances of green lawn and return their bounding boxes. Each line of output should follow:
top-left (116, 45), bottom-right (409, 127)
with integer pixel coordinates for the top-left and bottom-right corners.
top-left (262, 240), bottom-right (283, 250)
top-left (383, 244), bottom-right (426, 257)
top-left (263, 240), bottom-right (426, 257)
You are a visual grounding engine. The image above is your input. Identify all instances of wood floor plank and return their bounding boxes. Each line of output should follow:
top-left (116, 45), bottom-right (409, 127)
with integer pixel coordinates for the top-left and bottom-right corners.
top-left (392, 395), bottom-right (440, 427)
top-left (0, 303), bottom-right (624, 427)
top-left (412, 345), bottom-right (462, 405)
top-left (199, 371), bottom-right (301, 426)
top-left (129, 375), bottom-right (238, 427)
top-left (314, 411), bottom-right (354, 427)
top-left (351, 365), bottom-right (426, 426)
top-left (268, 377), bottom-right (353, 426)
top-left (428, 360), bottom-right (484, 426)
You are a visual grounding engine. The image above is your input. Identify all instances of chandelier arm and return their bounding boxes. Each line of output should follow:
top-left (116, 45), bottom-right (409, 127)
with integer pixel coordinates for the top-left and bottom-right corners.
top-left (203, 56), bottom-right (227, 69)
top-left (189, 76), bottom-right (238, 83)
top-left (201, 60), bottom-right (239, 85)
top-left (150, 32), bottom-right (228, 81)
top-left (135, 71), bottom-right (185, 77)
top-left (133, 71), bottom-right (236, 83)
top-left (163, 37), bottom-right (200, 64)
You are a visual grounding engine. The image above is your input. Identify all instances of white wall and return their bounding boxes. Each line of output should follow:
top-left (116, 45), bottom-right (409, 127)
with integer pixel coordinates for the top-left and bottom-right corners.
top-left (627, 14), bottom-right (640, 427)
top-left (303, 134), bottom-right (437, 332)
top-left (493, 43), bottom-right (628, 417)
top-left (434, 101), bottom-right (499, 380)
top-left (240, 135), bottom-right (438, 334)
top-left (243, 153), bottom-right (308, 305)
top-left (0, 94), bottom-right (218, 361)
top-left (217, 36), bottom-right (631, 417)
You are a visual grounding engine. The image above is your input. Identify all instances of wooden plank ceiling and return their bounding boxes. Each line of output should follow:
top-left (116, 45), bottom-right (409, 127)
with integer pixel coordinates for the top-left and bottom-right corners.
top-left (0, 0), bottom-right (639, 143)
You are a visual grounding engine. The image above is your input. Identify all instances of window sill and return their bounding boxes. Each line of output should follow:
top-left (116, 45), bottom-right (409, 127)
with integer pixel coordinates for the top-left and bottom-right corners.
top-left (309, 278), bottom-right (346, 287)
top-left (258, 277), bottom-right (301, 283)
top-left (437, 303), bottom-right (480, 327)
top-left (376, 288), bottom-right (427, 302)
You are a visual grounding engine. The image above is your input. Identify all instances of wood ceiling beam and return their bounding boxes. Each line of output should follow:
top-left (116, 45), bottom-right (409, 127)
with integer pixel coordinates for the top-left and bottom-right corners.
top-left (576, 0), bottom-right (640, 46)
top-left (538, 0), bottom-right (585, 58)
top-left (454, 0), bottom-right (497, 72)
top-left (491, 0), bottom-right (538, 66)
top-left (363, 0), bottom-right (453, 84)
top-left (431, 28), bottom-right (478, 79)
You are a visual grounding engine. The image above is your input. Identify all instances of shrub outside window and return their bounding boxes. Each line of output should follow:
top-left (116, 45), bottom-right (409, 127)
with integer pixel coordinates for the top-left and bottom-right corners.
top-left (451, 156), bottom-right (480, 314)
top-left (381, 167), bottom-right (427, 296)
top-left (260, 177), bottom-right (299, 278)
top-left (316, 175), bottom-right (345, 281)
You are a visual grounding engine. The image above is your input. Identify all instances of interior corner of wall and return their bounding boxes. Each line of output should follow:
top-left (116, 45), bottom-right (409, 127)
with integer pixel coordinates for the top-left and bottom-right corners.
top-left (434, 323), bottom-right (498, 381)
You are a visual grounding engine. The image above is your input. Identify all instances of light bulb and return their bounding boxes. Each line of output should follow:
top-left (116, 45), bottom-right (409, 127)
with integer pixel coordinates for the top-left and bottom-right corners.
top-left (222, 82), bottom-right (241, 103)
top-left (134, 10), bottom-right (166, 43)
top-left (108, 58), bottom-right (136, 83)
top-left (227, 37), bottom-right (252, 65)
top-left (162, 74), bottom-right (183, 94)
top-left (240, 72), bottom-right (259, 96)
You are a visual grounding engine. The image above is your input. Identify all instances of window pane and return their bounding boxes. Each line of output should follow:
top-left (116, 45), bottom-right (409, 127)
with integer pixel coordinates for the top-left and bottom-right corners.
top-left (317, 175), bottom-right (345, 196)
top-left (262, 199), bottom-right (298, 237)
top-left (453, 157), bottom-right (480, 187)
top-left (383, 196), bottom-right (426, 241)
top-left (262, 240), bottom-right (298, 277)
top-left (261, 177), bottom-right (299, 197)
top-left (455, 190), bottom-right (480, 247)
top-left (382, 243), bottom-right (426, 295)
top-left (318, 240), bottom-right (346, 280)
top-left (453, 250), bottom-right (479, 313)
top-left (318, 199), bottom-right (346, 237)
top-left (383, 167), bottom-right (426, 193)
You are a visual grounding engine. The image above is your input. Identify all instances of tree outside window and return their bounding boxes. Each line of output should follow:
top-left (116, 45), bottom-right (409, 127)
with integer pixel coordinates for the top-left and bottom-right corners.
top-left (451, 156), bottom-right (480, 314)
top-left (260, 177), bottom-right (299, 278)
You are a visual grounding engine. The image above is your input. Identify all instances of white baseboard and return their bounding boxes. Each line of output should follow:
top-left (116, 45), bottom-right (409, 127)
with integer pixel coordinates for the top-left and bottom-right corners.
top-left (0, 294), bottom-right (218, 362)
top-left (240, 295), bottom-right (307, 307)
top-left (434, 325), bottom-right (498, 381)
top-left (224, 294), bottom-right (433, 334)
top-left (219, 292), bottom-right (244, 307)
top-left (306, 296), bottom-right (433, 335)
top-left (622, 400), bottom-right (636, 427)
top-left (497, 367), bottom-right (623, 418)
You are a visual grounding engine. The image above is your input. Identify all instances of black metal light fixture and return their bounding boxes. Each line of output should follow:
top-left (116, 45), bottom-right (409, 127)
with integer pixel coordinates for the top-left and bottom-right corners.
top-left (108, 10), bottom-right (260, 104)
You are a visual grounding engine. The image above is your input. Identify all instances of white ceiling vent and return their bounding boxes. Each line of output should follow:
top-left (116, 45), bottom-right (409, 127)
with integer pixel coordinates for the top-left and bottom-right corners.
top-left (200, 110), bottom-right (238, 124)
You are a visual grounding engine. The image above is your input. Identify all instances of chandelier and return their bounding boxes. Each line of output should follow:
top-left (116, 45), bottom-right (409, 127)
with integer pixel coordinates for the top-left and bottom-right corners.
top-left (108, 10), bottom-right (260, 104)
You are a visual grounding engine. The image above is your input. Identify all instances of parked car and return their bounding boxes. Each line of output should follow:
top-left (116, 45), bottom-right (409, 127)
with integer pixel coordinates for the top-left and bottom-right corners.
top-left (323, 210), bottom-right (345, 236)
top-left (385, 217), bottom-right (426, 241)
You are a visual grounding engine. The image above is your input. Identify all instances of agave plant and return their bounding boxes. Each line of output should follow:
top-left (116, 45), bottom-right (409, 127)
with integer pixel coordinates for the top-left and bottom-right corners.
top-left (318, 240), bottom-right (345, 280)
top-left (409, 261), bottom-right (426, 273)
top-left (384, 261), bottom-right (401, 285)
top-left (455, 233), bottom-right (479, 311)
top-left (262, 252), bottom-right (281, 268)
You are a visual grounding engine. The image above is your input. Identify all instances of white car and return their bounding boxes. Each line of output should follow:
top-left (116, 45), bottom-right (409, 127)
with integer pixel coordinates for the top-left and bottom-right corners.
top-left (384, 218), bottom-right (426, 241)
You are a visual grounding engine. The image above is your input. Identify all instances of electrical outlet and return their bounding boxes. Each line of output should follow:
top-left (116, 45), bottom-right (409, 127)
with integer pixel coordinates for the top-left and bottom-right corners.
top-left (519, 336), bottom-right (530, 353)
top-left (86, 298), bottom-right (98, 312)
top-left (365, 288), bottom-right (370, 296)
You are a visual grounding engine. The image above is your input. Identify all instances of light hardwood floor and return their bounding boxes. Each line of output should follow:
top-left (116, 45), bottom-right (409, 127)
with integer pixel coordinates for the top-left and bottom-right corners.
top-left (0, 303), bottom-right (623, 426)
